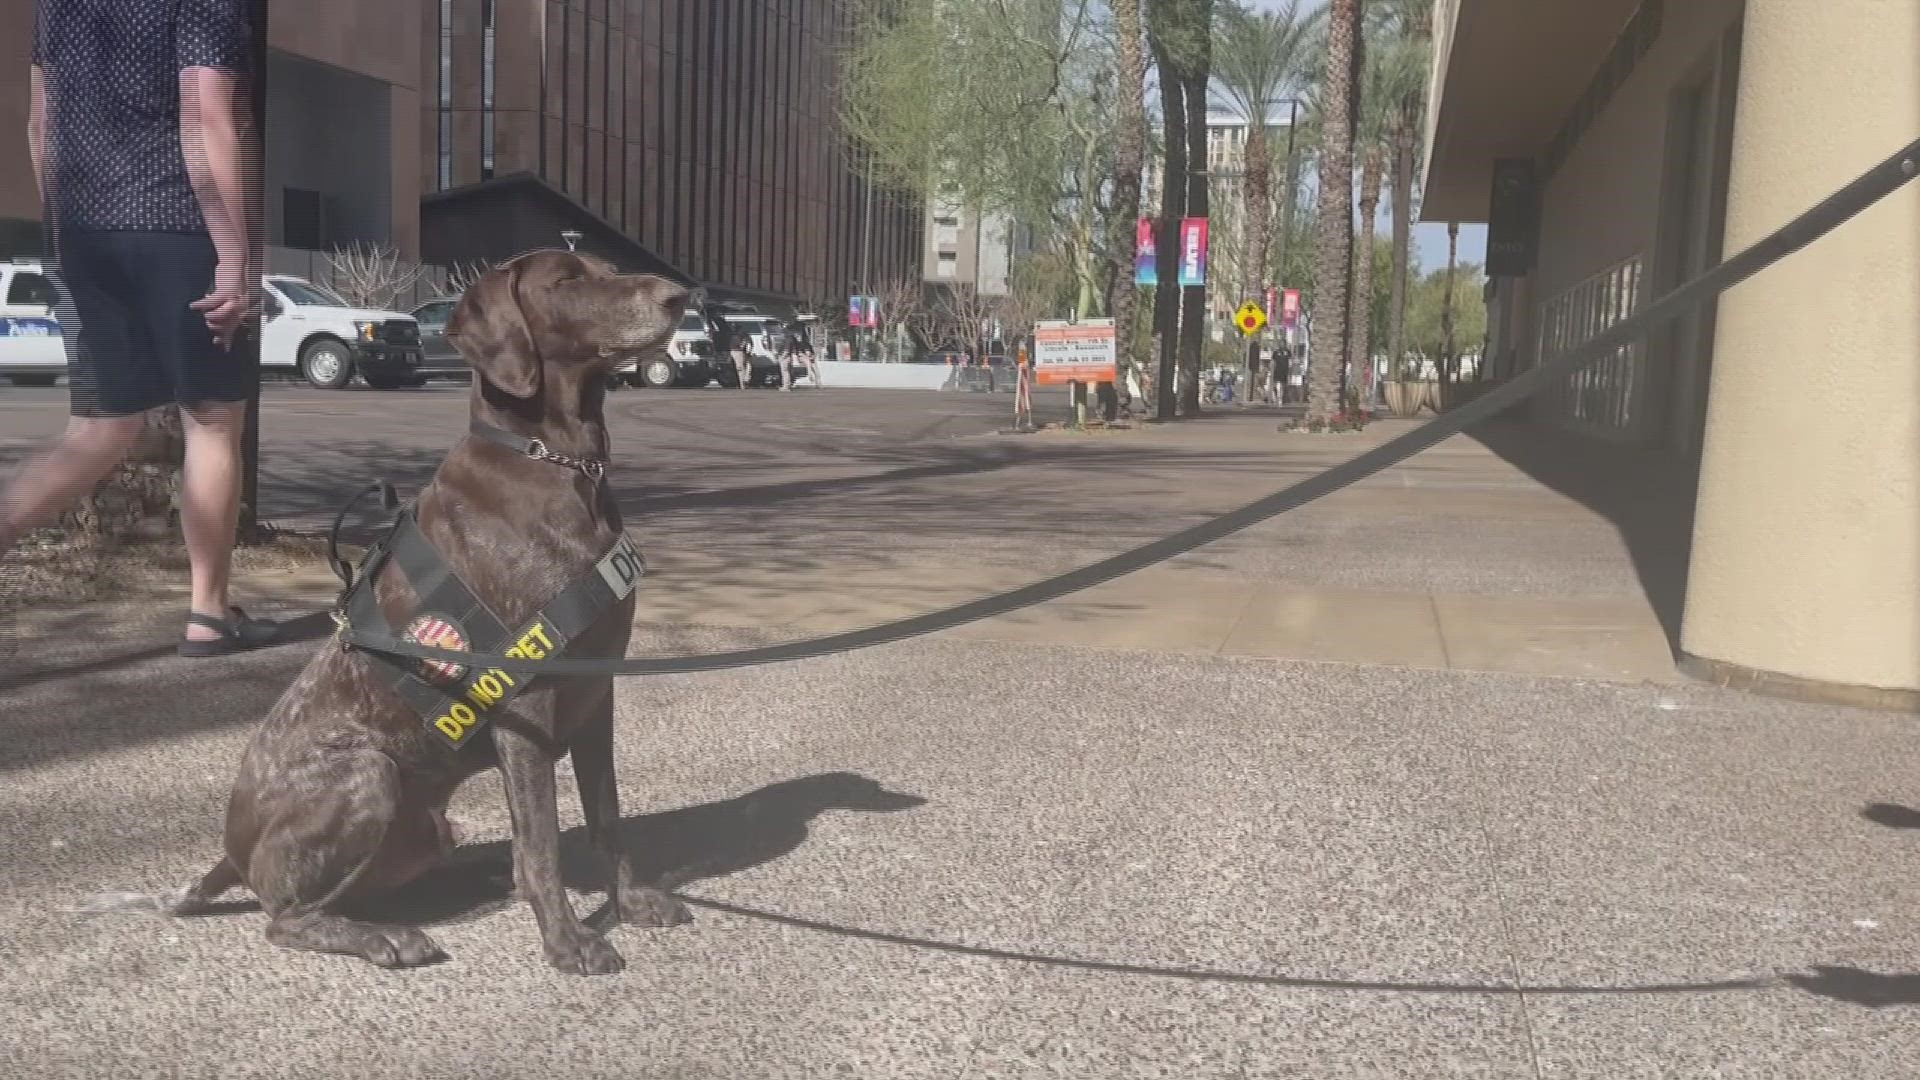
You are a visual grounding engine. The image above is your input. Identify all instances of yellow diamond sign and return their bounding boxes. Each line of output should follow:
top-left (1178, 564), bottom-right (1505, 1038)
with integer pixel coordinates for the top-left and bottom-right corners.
top-left (1235, 301), bottom-right (1267, 336)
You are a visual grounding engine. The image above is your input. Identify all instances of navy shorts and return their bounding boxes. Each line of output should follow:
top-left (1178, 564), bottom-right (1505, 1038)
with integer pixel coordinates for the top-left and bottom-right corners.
top-left (50, 228), bottom-right (249, 417)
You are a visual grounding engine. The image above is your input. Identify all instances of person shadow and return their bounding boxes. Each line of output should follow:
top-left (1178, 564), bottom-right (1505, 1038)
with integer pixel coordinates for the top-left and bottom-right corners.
top-left (355, 771), bottom-right (926, 927)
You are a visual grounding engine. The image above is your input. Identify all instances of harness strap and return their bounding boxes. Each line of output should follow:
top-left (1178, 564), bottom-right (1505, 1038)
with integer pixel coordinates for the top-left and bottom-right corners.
top-left (336, 505), bottom-right (646, 751)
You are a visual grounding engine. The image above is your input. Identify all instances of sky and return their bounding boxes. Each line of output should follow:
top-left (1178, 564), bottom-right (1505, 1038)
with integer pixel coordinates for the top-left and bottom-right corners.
top-left (1243, 0), bottom-right (1488, 272)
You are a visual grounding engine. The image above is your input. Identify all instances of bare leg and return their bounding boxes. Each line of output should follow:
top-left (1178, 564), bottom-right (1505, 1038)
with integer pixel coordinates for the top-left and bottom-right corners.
top-left (0, 413), bottom-right (146, 554)
top-left (779, 352), bottom-right (793, 390)
top-left (178, 401), bottom-right (246, 642)
top-left (732, 348), bottom-right (750, 389)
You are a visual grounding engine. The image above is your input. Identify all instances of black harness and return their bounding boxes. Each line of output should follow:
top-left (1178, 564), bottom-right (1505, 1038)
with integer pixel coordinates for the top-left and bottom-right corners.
top-left (328, 421), bottom-right (645, 751)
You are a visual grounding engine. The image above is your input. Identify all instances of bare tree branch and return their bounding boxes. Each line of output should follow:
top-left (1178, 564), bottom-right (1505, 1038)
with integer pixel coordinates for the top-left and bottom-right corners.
top-left (326, 241), bottom-right (424, 309)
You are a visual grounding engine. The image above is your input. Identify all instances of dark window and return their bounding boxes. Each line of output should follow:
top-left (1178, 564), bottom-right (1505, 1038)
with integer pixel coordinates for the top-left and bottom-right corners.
top-left (481, 0), bottom-right (496, 179)
top-left (438, 0), bottom-right (452, 189)
top-left (284, 187), bottom-right (324, 249)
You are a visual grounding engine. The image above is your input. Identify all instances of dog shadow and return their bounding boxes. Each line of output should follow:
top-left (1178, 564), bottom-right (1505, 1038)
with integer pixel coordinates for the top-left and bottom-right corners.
top-left (1787, 966), bottom-right (1920, 1008)
top-left (354, 771), bottom-right (926, 927)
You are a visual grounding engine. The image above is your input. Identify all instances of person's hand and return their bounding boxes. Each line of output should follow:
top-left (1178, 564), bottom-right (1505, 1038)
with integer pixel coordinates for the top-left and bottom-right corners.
top-left (191, 257), bottom-right (253, 349)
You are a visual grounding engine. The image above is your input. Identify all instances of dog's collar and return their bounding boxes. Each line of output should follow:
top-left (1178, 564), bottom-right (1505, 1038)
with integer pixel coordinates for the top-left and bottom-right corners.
top-left (470, 419), bottom-right (608, 483)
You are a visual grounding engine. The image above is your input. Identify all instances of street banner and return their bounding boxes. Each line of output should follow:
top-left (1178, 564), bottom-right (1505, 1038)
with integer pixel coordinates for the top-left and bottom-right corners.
top-left (1280, 288), bottom-right (1302, 329)
top-left (1177, 218), bottom-right (1208, 286)
top-left (847, 295), bottom-right (863, 327)
top-left (1032, 319), bottom-right (1117, 386)
top-left (865, 297), bottom-right (881, 328)
top-left (1134, 218), bottom-right (1157, 285)
top-left (1265, 285), bottom-right (1279, 322)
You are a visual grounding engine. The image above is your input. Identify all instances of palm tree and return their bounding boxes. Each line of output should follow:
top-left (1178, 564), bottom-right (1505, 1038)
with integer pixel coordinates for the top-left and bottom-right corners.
top-left (1348, 33), bottom-right (1428, 410)
top-left (1147, 0), bottom-right (1215, 418)
top-left (1304, 0), bottom-right (1361, 425)
top-left (1108, 0), bottom-right (1149, 401)
top-left (1211, 0), bottom-right (1318, 401)
top-left (1379, 1), bottom-right (1433, 385)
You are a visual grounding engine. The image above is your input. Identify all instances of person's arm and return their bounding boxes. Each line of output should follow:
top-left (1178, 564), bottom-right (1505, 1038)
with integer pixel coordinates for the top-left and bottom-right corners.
top-left (28, 68), bottom-right (46, 207)
top-left (29, 1), bottom-right (51, 212)
top-left (176, 0), bottom-right (255, 344)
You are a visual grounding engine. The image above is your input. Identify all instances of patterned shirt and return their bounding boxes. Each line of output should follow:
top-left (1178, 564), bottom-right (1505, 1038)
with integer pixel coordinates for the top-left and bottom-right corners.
top-left (31, 0), bottom-right (251, 233)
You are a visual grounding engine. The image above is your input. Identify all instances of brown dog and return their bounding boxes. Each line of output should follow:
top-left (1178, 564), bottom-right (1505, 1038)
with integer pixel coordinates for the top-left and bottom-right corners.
top-left (169, 250), bottom-right (689, 974)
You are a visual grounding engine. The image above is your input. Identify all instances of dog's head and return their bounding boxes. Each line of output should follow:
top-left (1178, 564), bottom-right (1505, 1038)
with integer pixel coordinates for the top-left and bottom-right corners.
top-left (446, 249), bottom-right (687, 399)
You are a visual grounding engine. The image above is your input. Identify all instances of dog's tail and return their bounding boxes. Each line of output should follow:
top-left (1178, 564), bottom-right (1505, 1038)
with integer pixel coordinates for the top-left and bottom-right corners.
top-left (63, 858), bottom-right (244, 919)
top-left (167, 858), bottom-right (244, 917)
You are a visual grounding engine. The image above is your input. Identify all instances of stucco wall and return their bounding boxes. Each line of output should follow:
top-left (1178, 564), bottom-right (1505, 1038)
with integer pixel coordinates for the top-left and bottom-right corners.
top-left (1680, 0), bottom-right (1920, 694)
top-left (1527, 0), bottom-right (1745, 338)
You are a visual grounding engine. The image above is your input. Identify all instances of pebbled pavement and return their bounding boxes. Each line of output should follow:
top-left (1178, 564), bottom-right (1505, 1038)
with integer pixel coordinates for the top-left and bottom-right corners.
top-left (6, 390), bottom-right (1920, 1076)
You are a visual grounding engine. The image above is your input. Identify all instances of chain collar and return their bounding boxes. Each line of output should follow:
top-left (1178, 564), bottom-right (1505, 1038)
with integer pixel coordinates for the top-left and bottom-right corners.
top-left (469, 420), bottom-right (609, 483)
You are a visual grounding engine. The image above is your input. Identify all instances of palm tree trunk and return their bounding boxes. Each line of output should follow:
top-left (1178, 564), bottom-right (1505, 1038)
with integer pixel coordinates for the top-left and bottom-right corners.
top-left (1107, 0), bottom-right (1148, 404)
top-left (1347, 140), bottom-right (1384, 413)
top-left (1306, 0), bottom-right (1360, 425)
top-left (1387, 111), bottom-right (1415, 383)
top-left (1441, 220), bottom-right (1459, 382)
top-left (1152, 46), bottom-right (1186, 422)
top-left (1176, 63), bottom-right (1210, 418)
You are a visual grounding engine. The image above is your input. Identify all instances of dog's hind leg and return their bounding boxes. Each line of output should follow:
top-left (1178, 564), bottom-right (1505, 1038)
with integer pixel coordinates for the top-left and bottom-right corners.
top-left (250, 749), bottom-right (444, 969)
top-left (571, 689), bottom-right (691, 930)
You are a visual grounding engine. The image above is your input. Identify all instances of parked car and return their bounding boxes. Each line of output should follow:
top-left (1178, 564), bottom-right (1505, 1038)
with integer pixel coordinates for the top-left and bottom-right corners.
top-left (408, 297), bottom-right (473, 381)
top-left (618, 307), bottom-right (715, 388)
top-left (261, 275), bottom-right (423, 390)
top-left (0, 260), bottom-right (61, 386)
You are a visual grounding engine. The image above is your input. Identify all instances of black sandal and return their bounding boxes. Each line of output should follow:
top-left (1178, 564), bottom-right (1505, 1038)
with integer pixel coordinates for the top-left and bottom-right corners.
top-left (178, 606), bottom-right (283, 657)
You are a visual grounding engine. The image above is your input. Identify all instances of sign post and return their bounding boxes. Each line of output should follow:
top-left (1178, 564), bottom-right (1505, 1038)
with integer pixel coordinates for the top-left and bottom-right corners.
top-left (1034, 319), bottom-right (1117, 428)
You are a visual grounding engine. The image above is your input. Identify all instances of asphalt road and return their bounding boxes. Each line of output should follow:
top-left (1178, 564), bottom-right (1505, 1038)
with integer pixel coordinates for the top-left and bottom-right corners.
top-left (0, 380), bottom-right (1072, 532)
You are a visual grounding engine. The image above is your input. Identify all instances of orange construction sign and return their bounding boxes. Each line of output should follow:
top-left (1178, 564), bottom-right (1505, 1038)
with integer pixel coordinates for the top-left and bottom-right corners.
top-left (1032, 319), bottom-right (1117, 385)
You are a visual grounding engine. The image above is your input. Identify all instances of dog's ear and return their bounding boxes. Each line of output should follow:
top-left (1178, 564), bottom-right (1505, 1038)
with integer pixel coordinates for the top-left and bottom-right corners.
top-left (447, 260), bottom-right (541, 398)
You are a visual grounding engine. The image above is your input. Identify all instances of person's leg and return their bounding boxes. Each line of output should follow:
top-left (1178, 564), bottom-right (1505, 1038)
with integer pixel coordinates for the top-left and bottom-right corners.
top-left (779, 349), bottom-right (793, 390)
top-left (733, 347), bottom-right (750, 388)
top-left (177, 401), bottom-right (246, 639)
top-left (0, 416), bottom-right (148, 552)
top-left (142, 230), bottom-right (270, 648)
top-left (0, 229), bottom-right (156, 555)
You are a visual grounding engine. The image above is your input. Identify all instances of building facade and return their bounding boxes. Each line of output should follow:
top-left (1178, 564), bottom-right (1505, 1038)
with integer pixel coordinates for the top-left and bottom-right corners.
top-left (0, 0), bottom-right (421, 265)
top-left (419, 0), bottom-right (922, 308)
top-left (922, 202), bottom-right (1029, 297)
top-left (2, 0), bottom-right (919, 310)
top-left (1423, 0), bottom-right (1920, 704)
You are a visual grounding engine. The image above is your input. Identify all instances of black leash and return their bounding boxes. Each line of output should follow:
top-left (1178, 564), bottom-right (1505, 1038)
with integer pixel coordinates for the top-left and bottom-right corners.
top-left (328, 137), bottom-right (1920, 678)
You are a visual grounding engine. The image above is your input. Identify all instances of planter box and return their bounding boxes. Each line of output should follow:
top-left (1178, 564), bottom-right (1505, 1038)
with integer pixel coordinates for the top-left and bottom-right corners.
top-left (1383, 379), bottom-right (1439, 417)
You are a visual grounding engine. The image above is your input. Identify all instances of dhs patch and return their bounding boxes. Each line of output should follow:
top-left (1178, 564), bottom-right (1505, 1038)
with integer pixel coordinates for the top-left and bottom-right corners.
top-left (402, 613), bottom-right (470, 688)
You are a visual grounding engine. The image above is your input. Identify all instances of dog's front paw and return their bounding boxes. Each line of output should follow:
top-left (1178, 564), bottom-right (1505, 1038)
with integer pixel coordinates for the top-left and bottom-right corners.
top-left (544, 929), bottom-right (625, 975)
top-left (617, 886), bottom-right (692, 928)
top-left (361, 925), bottom-right (445, 969)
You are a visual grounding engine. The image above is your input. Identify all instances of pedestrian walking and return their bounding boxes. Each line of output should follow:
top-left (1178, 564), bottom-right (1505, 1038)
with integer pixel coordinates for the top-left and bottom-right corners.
top-left (779, 316), bottom-right (820, 390)
top-left (704, 304), bottom-right (751, 389)
top-left (0, 0), bottom-right (280, 655)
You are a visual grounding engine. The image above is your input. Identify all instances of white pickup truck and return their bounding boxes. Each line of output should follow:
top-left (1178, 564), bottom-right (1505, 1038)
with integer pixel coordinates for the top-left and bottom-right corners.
top-left (261, 275), bottom-right (424, 389)
top-left (0, 262), bottom-right (424, 391)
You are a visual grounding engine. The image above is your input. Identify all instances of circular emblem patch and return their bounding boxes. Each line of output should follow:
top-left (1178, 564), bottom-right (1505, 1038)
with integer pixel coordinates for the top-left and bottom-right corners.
top-left (402, 613), bottom-right (470, 688)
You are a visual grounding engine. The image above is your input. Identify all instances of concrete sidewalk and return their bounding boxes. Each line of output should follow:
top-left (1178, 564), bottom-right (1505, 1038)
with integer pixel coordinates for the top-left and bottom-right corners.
top-left (16, 406), bottom-right (1917, 1079)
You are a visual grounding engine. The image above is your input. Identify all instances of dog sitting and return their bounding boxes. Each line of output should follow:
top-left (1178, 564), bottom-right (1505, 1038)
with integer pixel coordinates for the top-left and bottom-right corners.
top-left (169, 249), bottom-right (690, 975)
